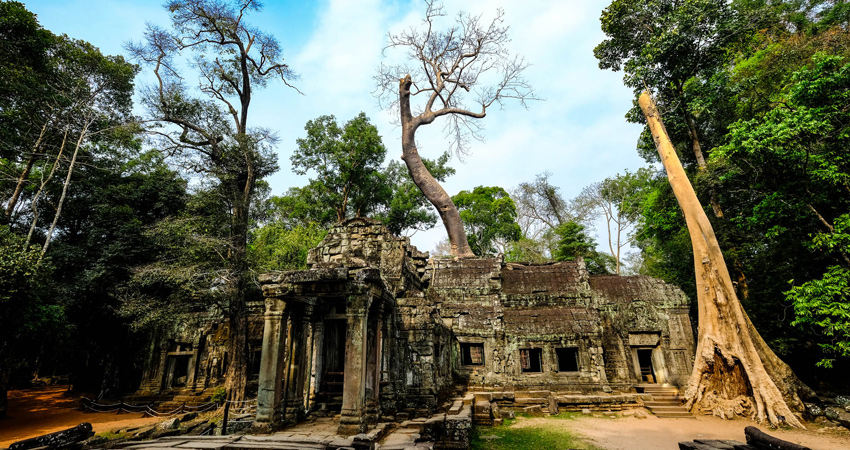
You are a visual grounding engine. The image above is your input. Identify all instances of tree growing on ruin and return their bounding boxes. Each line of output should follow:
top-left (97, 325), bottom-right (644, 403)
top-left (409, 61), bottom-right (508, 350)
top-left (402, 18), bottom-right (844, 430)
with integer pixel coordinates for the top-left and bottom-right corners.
top-left (452, 186), bottom-right (521, 256)
top-left (376, 1), bottom-right (536, 257)
top-left (291, 113), bottom-right (391, 223)
top-left (639, 91), bottom-right (814, 427)
top-left (574, 169), bottom-right (651, 275)
top-left (127, 0), bottom-right (296, 401)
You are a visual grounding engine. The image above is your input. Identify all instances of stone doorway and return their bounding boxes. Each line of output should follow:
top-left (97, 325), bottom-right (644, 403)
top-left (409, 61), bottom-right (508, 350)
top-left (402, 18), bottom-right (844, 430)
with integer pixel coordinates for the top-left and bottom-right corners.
top-left (319, 318), bottom-right (347, 411)
top-left (636, 348), bottom-right (655, 383)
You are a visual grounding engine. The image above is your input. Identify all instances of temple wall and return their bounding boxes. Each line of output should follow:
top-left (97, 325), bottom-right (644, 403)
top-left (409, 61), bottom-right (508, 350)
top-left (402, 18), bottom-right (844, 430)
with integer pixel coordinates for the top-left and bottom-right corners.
top-left (136, 219), bottom-right (695, 433)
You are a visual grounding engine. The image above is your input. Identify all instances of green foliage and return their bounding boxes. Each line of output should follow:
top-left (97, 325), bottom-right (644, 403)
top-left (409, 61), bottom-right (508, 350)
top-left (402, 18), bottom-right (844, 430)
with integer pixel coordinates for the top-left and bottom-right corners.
top-left (0, 225), bottom-right (63, 384)
top-left (210, 387), bottom-right (227, 404)
top-left (597, 0), bottom-right (850, 370)
top-left (250, 224), bottom-right (327, 272)
top-left (552, 222), bottom-right (595, 262)
top-left (788, 265), bottom-right (850, 368)
top-left (452, 186), bottom-right (522, 256)
top-left (471, 417), bottom-right (600, 450)
top-left (377, 153), bottom-right (455, 236)
top-left (291, 113), bottom-right (390, 222)
top-left (552, 221), bottom-right (614, 275)
top-left (504, 238), bottom-right (549, 264)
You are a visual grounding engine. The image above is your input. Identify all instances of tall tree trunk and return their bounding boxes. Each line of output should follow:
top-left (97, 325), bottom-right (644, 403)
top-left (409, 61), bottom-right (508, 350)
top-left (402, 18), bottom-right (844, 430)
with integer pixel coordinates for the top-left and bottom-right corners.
top-left (4, 121), bottom-right (50, 223)
top-left (223, 160), bottom-right (254, 403)
top-left (26, 129), bottom-right (69, 249)
top-left (639, 91), bottom-right (813, 427)
top-left (674, 83), bottom-right (724, 218)
top-left (0, 367), bottom-right (8, 419)
top-left (5, 155), bottom-right (36, 223)
top-left (398, 75), bottom-right (474, 257)
top-left (39, 120), bottom-right (90, 264)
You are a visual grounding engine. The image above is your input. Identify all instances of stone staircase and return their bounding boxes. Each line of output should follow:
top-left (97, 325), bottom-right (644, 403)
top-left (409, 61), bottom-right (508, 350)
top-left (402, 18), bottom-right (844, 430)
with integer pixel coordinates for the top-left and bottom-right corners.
top-left (638, 384), bottom-right (693, 419)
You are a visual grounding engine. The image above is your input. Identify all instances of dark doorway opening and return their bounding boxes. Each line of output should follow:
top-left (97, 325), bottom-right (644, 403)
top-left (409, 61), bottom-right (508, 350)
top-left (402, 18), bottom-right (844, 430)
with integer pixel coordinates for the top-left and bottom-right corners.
top-left (170, 355), bottom-right (190, 387)
top-left (636, 349), bottom-right (655, 383)
top-left (556, 348), bottom-right (579, 372)
top-left (460, 343), bottom-right (484, 366)
top-left (320, 319), bottom-right (347, 409)
top-left (520, 348), bottom-right (543, 373)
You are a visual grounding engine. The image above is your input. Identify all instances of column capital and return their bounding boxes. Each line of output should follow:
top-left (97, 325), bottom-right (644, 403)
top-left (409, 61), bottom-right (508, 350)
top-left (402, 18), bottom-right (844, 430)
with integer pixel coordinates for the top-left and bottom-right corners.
top-left (264, 297), bottom-right (289, 314)
top-left (346, 293), bottom-right (370, 316)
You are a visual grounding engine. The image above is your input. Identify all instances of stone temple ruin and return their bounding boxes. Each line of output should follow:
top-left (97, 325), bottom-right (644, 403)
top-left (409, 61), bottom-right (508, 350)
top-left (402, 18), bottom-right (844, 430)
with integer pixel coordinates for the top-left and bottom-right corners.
top-left (134, 218), bottom-right (694, 439)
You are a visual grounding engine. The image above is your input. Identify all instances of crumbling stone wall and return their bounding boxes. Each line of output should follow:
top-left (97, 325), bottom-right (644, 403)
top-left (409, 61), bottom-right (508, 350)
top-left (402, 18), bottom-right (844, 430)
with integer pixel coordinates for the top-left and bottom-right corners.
top-left (133, 309), bottom-right (264, 402)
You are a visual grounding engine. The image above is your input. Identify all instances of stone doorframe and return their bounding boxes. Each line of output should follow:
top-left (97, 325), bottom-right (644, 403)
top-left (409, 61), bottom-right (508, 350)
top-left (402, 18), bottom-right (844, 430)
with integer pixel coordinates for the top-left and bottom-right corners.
top-left (254, 269), bottom-right (395, 436)
top-left (628, 332), bottom-right (669, 385)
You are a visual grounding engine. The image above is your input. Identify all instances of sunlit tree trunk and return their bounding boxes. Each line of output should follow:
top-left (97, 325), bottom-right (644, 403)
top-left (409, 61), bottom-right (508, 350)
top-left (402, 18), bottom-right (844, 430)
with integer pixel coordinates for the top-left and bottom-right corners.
top-left (399, 75), bottom-right (474, 258)
top-left (640, 91), bottom-right (813, 427)
top-left (39, 118), bottom-right (91, 264)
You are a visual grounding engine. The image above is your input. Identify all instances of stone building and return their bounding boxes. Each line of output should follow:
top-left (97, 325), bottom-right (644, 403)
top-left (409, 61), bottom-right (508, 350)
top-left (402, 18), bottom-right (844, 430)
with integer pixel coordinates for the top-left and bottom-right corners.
top-left (250, 218), bottom-right (695, 435)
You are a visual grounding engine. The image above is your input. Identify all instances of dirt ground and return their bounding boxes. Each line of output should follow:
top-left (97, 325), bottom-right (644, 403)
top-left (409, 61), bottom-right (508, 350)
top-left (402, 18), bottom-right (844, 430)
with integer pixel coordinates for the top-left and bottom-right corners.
top-left (515, 413), bottom-right (850, 450)
top-left (0, 386), bottom-right (161, 448)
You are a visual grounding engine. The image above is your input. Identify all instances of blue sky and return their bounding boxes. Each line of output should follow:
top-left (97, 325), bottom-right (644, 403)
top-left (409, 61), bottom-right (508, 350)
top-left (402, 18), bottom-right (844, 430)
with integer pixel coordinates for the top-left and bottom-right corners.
top-left (21, 0), bottom-right (648, 253)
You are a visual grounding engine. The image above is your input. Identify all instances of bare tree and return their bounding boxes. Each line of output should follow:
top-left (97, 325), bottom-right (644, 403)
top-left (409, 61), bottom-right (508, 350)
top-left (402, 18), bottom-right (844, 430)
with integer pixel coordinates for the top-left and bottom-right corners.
top-left (573, 170), bottom-right (648, 275)
top-left (375, 1), bottom-right (536, 257)
top-left (512, 172), bottom-right (569, 239)
top-left (127, 0), bottom-right (296, 401)
top-left (639, 91), bottom-right (813, 427)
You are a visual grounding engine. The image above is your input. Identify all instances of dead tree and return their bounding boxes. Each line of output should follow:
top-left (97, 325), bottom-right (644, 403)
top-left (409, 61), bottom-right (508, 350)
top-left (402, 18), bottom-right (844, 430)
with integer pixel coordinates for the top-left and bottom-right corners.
top-left (639, 91), bottom-right (813, 427)
top-left (376, 1), bottom-right (536, 257)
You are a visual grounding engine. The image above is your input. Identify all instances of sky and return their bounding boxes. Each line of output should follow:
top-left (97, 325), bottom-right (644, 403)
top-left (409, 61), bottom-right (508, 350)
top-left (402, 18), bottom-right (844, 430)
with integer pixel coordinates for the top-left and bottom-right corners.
top-left (20, 0), bottom-right (648, 254)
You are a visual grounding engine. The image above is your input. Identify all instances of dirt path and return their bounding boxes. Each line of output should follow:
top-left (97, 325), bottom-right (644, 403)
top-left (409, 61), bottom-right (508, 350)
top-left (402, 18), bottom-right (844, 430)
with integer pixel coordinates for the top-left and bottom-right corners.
top-left (524, 413), bottom-right (850, 450)
top-left (0, 386), bottom-right (161, 447)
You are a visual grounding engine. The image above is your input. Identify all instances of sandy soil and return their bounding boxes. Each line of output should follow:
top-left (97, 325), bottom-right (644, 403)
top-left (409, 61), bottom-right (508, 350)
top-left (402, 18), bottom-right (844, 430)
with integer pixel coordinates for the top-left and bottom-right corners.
top-left (514, 413), bottom-right (850, 450)
top-left (0, 386), bottom-right (161, 448)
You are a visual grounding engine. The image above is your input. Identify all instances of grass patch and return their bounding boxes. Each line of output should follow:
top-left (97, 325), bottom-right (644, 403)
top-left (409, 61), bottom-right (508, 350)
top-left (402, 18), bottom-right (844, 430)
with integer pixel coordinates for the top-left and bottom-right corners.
top-left (471, 416), bottom-right (602, 450)
top-left (94, 431), bottom-right (130, 440)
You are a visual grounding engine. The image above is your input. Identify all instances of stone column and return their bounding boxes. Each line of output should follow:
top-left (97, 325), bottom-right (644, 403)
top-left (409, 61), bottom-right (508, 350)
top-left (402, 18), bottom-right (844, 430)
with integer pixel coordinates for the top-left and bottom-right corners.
top-left (255, 298), bottom-right (289, 425)
top-left (338, 293), bottom-right (370, 436)
top-left (284, 305), bottom-right (311, 422)
top-left (156, 346), bottom-right (168, 391)
top-left (307, 319), bottom-right (324, 411)
top-left (301, 306), bottom-right (315, 412)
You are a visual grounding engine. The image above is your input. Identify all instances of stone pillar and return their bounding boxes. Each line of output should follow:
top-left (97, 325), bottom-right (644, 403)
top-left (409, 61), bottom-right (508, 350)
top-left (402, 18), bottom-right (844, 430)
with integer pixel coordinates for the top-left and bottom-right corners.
top-left (307, 319), bottom-right (324, 411)
top-left (187, 337), bottom-right (200, 388)
top-left (284, 306), bottom-right (311, 422)
top-left (301, 306), bottom-right (315, 411)
top-left (338, 293), bottom-right (370, 436)
top-left (255, 298), bottom-right (289, 425)
top-left (156, 346), bottom-right (168, 391)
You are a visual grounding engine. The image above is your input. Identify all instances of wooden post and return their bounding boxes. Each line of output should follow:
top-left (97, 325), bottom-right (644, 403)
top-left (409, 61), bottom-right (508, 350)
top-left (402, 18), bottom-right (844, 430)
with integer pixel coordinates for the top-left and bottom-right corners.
top-left (222, 391), bottom-right (230, 436)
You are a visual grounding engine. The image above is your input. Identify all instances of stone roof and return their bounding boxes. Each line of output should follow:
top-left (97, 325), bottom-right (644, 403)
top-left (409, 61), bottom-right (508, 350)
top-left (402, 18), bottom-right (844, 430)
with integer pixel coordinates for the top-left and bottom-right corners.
top-left (589, 275), bottom-right (689, 307)
top-left (502, 306), bottom-right (601, 336)
top-left (501, 261), bottom-right (586, 295)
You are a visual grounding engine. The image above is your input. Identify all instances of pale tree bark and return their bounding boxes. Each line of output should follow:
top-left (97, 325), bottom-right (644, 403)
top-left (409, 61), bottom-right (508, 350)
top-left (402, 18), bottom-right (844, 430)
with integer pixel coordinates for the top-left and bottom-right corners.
top-left (39, 117), bottom-right (91, 265)
top-left (674, 82), bottom-right (724, 219)
top-left (399, 75), bottom-right (474, 257)
top-left (380, 2), bottom-right (536, 257)
top-left (4, 121), bottom-right (50, 223)
top-left (639, 91), bottom-right (813, 427)
top-left (25, 128), bottom-right (69, 249)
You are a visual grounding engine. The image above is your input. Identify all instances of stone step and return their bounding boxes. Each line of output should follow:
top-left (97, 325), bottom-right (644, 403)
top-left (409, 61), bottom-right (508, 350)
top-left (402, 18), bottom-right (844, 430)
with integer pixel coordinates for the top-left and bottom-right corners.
top-left (644, 388), bottom-right (680, 394)
top-left (644, 401), bottom-right (682, 407)
top-left (647, 406), bottom-right (689, 413)
top-left (653, 412), bottom-right (696, 418)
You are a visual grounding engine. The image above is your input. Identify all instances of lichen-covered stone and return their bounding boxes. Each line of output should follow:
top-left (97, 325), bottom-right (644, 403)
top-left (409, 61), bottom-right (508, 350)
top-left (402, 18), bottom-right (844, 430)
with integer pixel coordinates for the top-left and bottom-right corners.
top-left (139, 218), bottom-right (695, 441)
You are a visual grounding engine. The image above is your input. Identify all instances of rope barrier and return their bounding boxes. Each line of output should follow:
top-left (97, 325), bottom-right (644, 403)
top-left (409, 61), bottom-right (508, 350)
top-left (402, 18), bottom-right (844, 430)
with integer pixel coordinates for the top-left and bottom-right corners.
top-left (80, 397), bottom-right (228, 417)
